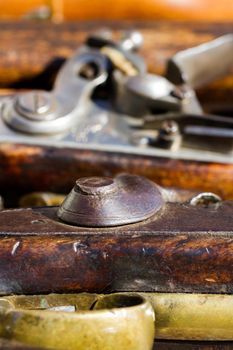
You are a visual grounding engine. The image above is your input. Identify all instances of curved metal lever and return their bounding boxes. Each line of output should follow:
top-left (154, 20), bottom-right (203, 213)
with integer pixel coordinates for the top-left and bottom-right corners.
top-left (2, 49), bottom-right (109, 135)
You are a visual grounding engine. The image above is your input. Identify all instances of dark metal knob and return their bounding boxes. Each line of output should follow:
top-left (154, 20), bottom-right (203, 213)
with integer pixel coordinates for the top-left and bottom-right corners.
top-left (57, 174), bottom-right (164, 227)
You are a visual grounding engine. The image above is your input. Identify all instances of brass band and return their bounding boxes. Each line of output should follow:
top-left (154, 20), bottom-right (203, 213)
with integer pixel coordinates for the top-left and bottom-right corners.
top-left (1, 292), bottom-right (233, 349)
top-left (0, 293), bottom-right (155, 350)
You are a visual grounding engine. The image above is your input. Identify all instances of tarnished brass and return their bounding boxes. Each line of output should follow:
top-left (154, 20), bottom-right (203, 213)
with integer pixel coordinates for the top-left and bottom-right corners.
top-left (19, 192), bottom-right (65, 207)
top-left (1, 292), bottom-right (233, 343)
top-left (0, 293), bottom-right (155, 350)
top-left (101, 46), bottom-right (139, 76)
top-left (145, 293), bottom-right (233, 341)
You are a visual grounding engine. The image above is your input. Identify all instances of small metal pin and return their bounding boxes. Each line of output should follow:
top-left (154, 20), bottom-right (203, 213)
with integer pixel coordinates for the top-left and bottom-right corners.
top-left (151, 120), bottom-right (181, 151)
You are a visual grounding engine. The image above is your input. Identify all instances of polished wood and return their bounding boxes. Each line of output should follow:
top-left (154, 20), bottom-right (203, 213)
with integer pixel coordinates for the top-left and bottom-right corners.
top-left (0, 203), bottom-right (233, 295)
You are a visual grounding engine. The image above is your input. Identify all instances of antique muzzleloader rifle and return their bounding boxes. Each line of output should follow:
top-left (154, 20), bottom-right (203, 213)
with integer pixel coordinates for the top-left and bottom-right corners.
top-left (0, 21), bottom-right (232, 350)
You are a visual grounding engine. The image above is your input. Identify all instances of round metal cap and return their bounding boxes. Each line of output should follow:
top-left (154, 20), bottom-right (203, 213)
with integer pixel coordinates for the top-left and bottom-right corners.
top-left (57, 174), bottom-right (164, 227)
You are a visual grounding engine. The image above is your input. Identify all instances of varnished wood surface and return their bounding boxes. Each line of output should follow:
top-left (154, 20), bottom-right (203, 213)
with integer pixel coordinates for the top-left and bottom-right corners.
top-left (0, 203), bottom-right (233, 295)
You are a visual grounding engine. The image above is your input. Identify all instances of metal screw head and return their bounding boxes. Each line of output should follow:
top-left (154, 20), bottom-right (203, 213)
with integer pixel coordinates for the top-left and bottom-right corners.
top-left (58, 174), bottom-right (164, 227)
top-left (161, 120), bottom-right (179, 137)
top-left (150, 120), bottom-right (181, 151)
top-left (15, 91), bottom-right (55, 121)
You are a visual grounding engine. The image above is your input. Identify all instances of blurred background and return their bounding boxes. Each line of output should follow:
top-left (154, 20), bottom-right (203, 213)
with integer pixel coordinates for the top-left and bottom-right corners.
top-left (0, 0), bottom-right (232, 112)
top-left (0, 0), bottom-right (232, 22)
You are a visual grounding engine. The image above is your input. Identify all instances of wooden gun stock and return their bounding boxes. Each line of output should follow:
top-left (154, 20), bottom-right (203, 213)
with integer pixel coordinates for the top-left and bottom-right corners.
top-left (0, 201), bottom-right (233, 295)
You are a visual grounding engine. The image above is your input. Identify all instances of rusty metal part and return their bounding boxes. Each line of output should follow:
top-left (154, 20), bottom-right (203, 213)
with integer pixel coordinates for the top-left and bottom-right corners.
top-left (0, 293), bottom-right (155, 350)
top-left (58, 174), bottom-right (164, 227)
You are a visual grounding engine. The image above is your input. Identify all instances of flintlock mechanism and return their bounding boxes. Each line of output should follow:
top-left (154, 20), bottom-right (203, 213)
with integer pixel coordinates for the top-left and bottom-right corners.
top-left (1, 32), bottom-right (232, 157)
top-left (0, 31), bottom-right (232, 201)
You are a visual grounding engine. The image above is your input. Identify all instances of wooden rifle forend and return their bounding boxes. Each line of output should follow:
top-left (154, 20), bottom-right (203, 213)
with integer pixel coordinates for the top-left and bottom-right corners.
top-left (0, 199), bottom-right (232, 295)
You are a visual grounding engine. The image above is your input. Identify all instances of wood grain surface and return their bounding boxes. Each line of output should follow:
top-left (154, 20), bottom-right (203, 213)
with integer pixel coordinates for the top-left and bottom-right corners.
top-left (0, 203), bottom-right (233, 295)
